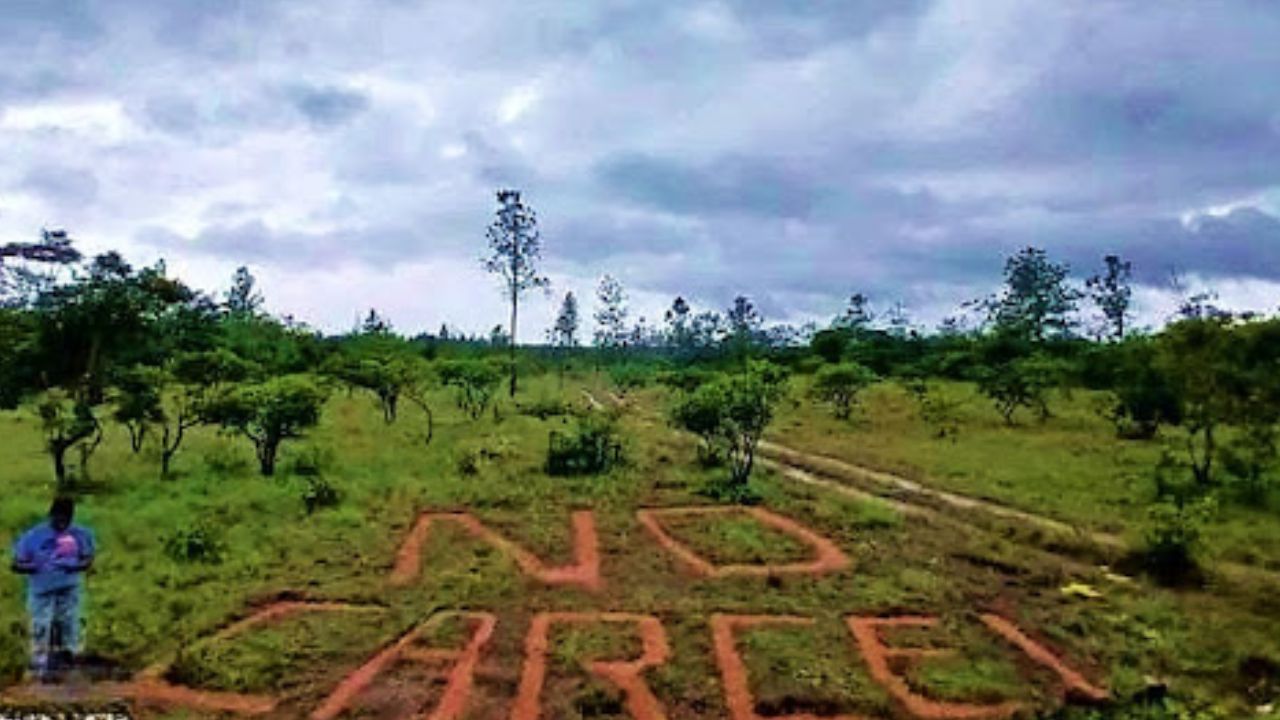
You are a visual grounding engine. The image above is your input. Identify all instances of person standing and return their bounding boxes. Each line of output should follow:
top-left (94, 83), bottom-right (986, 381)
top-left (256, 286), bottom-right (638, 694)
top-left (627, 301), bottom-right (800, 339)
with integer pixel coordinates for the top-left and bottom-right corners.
top-left (9, 496), bottom-right (96, 682)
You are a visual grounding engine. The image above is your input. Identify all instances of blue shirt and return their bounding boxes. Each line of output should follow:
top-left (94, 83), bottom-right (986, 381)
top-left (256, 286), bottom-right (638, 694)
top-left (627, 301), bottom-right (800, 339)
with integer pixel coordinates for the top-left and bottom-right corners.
top-left (12, 522), bottom-right (95, 595)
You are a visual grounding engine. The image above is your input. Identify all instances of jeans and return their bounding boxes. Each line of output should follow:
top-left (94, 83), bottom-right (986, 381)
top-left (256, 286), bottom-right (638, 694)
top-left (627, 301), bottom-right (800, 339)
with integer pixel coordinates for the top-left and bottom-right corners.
top-left (28, 585), bottom-right (80, 676)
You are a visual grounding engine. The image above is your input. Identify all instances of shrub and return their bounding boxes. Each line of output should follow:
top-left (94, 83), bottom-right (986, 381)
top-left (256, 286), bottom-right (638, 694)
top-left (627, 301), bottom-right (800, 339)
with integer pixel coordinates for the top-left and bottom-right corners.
top-left (670, 361), bottom-right (788, 489)
top-left (286, 442), bottom-right (335, 477)
top-left (809, 362), bottom-right (877, 420)
top-left (608, 363), bottom-right (653, 392)
top-left (518, 396), bottom-right (572, 420)
top-left (202, 439), bottom-right (252, 477)
top-left (547, 414), bottom-right (624, 476)
top-left (902, 378), bottom-right (961, 441)
top-left (438, 360), bottom-right (502, 420)
top-left (300, 476), bottom-right (340, 514)
top-left (1143, 496), bottom-right (1216, 584)
top-left (656, 367), bottom-right (714, 392)
top-left (163, 524), bottom-right (225, 564)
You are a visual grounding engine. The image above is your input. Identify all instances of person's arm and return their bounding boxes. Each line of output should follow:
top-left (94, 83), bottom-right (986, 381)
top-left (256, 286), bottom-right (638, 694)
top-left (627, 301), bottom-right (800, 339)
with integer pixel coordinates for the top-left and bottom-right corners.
top-left (10, 535), bottom-right (37, 575)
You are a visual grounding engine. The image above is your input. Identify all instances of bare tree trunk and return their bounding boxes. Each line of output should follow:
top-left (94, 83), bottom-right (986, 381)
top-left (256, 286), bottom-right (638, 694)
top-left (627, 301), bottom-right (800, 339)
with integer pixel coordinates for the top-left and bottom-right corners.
top-left (509, 285), bottom-right (518, 397)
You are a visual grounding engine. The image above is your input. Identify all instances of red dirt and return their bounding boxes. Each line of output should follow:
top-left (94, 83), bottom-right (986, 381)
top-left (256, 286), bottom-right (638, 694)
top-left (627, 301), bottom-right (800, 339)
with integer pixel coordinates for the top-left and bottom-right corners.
top-left (847, 616), bottom-right (1023, 720)
top-left (510, 612), bottom-right (671, 720)
top-left (390, 510), bottom-right (602, 590)
top-left (978, 614), bottom-right (1108, 704)
top-left (710, 614), bottom-right (873, 720)
top-left (311, 610), bottom-right (497, 720)
top-left (636, 506), bottom-right (851, 578)
top-left (120, 679), bottom-right (278, 715)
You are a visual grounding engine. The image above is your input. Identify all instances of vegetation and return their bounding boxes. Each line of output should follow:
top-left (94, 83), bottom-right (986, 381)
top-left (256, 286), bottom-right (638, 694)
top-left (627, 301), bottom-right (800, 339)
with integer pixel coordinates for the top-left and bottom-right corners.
top-left (1, 227), bottom-right (1279, 715)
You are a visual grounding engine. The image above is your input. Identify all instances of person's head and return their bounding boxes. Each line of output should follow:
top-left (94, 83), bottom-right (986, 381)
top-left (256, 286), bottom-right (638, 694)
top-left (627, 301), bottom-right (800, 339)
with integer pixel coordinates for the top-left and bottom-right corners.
top-left (49, 496), bottom-right (75, 532)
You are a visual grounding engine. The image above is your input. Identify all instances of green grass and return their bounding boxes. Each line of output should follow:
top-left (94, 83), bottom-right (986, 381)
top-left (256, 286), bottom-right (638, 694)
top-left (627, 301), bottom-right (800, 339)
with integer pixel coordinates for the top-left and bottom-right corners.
top-left (0, 370), bottom-right (1278, 717)
top-left (654, 512), bottom-right (815, 566)
top-left (767, 379), bottom-right (1280, 570)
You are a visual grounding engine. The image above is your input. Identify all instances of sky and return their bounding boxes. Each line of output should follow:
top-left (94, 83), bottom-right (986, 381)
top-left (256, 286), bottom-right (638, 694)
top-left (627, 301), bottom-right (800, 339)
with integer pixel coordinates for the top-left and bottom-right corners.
top-left (2, 0), bottom-right (1279, 340)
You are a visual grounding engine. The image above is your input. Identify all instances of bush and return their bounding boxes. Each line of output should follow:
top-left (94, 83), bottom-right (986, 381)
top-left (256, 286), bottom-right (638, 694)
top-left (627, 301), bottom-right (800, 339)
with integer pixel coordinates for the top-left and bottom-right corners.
top-left (300, 476), bottom-right (340, 514)
top-left (1143, 496), bottom-right (1216, 584)
top-left (546, 415), bottom-right (624, 476)
top-left (163, 524), bottom-right (225, 564)
top-left (608, 363), bottom-right (653, 392)
top-left (518, 396), bottom-right (572, 420)
top-left (203, 439), bottom-right (253, 477)
top-left (438, 360), bottom-right (502, 420)
top-left (670, 361), bottom-right (788, 488)
top-left (902, 378), bottom-right (961, 441)
top-left (286, 442), bottom-right (335, 477)
top-left (809, 362), bottom-right (877, 420)
top-left (656, 367), bottom-right (714, 392)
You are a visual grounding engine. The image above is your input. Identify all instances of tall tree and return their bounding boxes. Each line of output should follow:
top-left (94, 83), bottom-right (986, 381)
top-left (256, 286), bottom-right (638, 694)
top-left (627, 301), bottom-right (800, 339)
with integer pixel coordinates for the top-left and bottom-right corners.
top-left (548, 291), bottom-right (580, 384)
top-left (1086, 255), bottom-right (1133, 341)
top-left (664, 296), bottom-right (692, 352)
top-left (726, 295), bottom-right (763, 359)
top-left (593, 274), bottom-right (629, 349)
top-left (550, 291), bottom-right (580, 348)
top-left (360, 308), bottom-right (392, 335)
top-left (836, 292), bottom-right (874, 334)
top-left (1, 228), bottom-right (82, 306)
top-left (990, 246), bottom-right (1081, 342)
top-left (224, 266), bottom-right (264, 316)
top-left (483, 189), bottom-right (549, 396)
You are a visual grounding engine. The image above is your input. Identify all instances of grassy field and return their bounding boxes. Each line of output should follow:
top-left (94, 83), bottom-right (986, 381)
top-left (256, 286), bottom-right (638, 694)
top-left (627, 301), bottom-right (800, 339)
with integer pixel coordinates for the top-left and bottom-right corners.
top-left (763, 379), bottom-right (1280, 572)
top-left (1, 371), bottom-right (1278, 718)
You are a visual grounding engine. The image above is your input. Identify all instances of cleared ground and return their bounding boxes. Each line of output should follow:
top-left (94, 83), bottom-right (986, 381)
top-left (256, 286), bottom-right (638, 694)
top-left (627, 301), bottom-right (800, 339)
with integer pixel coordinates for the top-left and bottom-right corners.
top-left (0, 374), bottom-right (1276, 718)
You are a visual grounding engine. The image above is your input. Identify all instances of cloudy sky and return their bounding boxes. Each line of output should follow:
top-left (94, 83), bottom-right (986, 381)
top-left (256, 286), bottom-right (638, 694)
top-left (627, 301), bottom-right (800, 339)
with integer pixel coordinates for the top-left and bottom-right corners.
top-left (2, 0), bottom-right (1279, 338)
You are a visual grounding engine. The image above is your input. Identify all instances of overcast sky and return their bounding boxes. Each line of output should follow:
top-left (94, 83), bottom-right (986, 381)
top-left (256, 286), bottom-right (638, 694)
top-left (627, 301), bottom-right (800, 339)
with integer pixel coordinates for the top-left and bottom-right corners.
top-left (2, 0), bottom-right (1279, 338)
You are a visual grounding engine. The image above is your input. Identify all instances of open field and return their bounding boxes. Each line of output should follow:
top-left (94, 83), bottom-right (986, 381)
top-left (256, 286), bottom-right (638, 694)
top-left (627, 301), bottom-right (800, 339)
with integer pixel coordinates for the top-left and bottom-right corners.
top-left (2, 372), bottom-right (1278, 719)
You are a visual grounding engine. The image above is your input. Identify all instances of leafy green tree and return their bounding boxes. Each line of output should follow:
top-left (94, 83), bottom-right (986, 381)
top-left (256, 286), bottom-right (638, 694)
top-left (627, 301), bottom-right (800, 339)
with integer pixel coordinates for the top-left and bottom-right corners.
top-left (1103, 338), bottom-right (1181, 440)
top-left (809, 328), bottom-right (850, 364)
top-left (483, 189), bottom-right (549, 397)
top-left (671, 361), bottom-right (788, 492)
top-left (224, 265), bottom-right (263, 317)
top-left (989, 246), bottom-right (1081, 342)
top-left (36, 390), bottom-right (101, 488)
top-left (664, 296), bottom-right (692, 354)
top-left (203, 375), bottom-right (329, 476)
top-left (725, 295), bottom-right (763, 359)
top-left (974, 330), bottom-right (1060, 425)
top-left (1154, 317), bottom-right (1239, 487)
top-left (2, 229), bottom-right (82, 306)
top-left (438, 360), bottom-right (502, 420)
top-left (593, 274), bottom-right (629, 350)
top-left (549, 291), bottom-right (580, 383)
top-left (834, 292), bottom-right (874, 335)
top-left (113, 366), bottom-right (165, 453)
top-left (1086, 254), bottom-right (1133, 341)
top-left (809, 362), bottom-right (877, 420)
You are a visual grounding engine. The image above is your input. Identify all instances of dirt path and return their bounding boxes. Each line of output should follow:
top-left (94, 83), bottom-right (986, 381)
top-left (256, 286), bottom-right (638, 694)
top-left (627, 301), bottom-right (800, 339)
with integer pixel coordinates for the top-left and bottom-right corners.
top-left (757, 441), bottom-right (1126, 556)
top-left (585, 388), bottom-right (1280, 590)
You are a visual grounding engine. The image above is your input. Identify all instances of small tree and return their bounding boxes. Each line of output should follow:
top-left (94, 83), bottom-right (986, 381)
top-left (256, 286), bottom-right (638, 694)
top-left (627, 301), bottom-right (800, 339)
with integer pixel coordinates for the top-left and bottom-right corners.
top-left (989, 246), bottom-right (1082, 342)
top-left (483, 189), bottom-right (549, 397)
top-left (835, 293), bottom-right (874, 335)
top-left (37, 390), bottom-right (100, 488)
top-left (204, 375), bottom-right (328, 476)
top-left (549, 291), bottom-right (580, 383)
top-left (671, 361), bottom-right (788, 496)
top-left (438, 360), bottom-right (503, 421)
top-left (1086, 255), bottom-right (1133, 341)
top-left (224, 266), bottom-right (264, 317)
top-left (113, 367), bottom-right (165, 453)
top-left (976, 355), bottom-right (1058, 425)
top-left (664, 296), bottom-right (693, 354)
top-left (593, 274), bottom-right (629, 352)
top-left (809, 362), bottom-right (877, 420)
